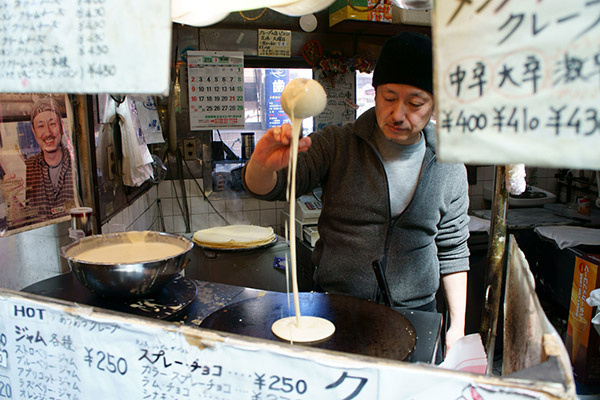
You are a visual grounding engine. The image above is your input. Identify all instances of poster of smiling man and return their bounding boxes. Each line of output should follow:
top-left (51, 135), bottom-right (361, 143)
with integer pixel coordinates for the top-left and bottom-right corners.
top-left (0, 94), bottom-right (78, 236)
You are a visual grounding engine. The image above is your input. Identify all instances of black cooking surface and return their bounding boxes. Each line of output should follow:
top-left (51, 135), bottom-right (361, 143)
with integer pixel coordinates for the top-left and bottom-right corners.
top-left (201, 291), bottom-right (417, 362)
top-left (21, 273), bottom-right (197, 320)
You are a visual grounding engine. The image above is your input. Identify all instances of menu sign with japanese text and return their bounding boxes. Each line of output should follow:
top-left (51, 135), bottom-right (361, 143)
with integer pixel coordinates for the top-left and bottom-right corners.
top-left (434, 0), bottom-right (600, 169)
top-left (187, 51), bottom-right (245, 130)
top-left (258, 29), bottom-right (292, 58)
top-left (315, 70), bottom-right (357, 130)
top-left (0, 290), bottom-right (562, 400)
top-left (0, 0), bottom-right (171, 94)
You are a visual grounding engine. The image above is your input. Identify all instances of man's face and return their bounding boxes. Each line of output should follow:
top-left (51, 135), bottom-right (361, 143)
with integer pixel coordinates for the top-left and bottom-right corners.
top-left (31, 110), bottom-right (63, 155)
top-left (374, 83), bottom-right (434, 145)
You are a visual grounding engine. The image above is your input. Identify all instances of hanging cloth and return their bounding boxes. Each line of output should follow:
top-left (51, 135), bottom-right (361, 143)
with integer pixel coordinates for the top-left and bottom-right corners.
top-left (116, 98), bottom-right (154, 187)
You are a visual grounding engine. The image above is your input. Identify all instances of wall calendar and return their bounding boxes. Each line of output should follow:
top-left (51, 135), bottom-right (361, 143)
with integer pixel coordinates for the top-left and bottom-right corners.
top-left (187, 51), bottom-right (244, 130)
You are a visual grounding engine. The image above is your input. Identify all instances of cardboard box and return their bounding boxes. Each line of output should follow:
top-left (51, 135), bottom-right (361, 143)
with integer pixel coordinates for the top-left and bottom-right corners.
top-left (567, 251), bottom-right (600, 385)
top-left (329, 0), bottom-right (393, 27)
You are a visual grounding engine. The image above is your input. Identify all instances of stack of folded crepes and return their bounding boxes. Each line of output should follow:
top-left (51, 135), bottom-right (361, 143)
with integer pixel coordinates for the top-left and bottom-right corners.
top-left (192, 224), bottom-right (275, 249)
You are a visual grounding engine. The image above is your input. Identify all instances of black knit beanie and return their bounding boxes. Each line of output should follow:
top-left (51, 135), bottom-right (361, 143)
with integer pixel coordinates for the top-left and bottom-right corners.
top-left (372, 32), bottom-right (433, 94)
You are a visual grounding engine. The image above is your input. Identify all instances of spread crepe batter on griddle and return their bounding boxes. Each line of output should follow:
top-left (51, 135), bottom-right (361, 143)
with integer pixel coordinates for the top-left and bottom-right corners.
top-left (192, 225), bottom-right (275, 249)
top-left (272, 78), bottom-right (335, 343)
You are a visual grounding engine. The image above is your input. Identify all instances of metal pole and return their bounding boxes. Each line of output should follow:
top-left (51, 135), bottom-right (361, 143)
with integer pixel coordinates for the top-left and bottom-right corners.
top-left (481, 165), bottom-right (509, 374)
top-left (72, 95), bottom-right (97, 234)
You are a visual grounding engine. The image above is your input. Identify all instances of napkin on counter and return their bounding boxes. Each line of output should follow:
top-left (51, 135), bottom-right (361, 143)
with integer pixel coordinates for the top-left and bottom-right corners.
top-left (586, 289), bottom-right (600, 336)
top-left (439, 333), bottom-right (487, 374)
top-left (534, 225), bottom-right (600, 250)
top-left (468, 215), bottom-right (490, 233)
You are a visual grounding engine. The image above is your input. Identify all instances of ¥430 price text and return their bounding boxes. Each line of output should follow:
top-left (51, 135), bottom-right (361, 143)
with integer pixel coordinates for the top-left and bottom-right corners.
top-left (440, 105), bottom-right (600, 136)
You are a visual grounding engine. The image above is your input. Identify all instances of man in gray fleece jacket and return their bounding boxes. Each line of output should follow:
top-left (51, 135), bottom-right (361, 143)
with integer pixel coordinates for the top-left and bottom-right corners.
top-left (243, 32), bottom-right (470, 354)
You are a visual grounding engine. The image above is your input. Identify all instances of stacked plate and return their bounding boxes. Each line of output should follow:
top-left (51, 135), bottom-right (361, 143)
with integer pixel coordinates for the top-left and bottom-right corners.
top-left (192, 224), bottom-right (276, 250)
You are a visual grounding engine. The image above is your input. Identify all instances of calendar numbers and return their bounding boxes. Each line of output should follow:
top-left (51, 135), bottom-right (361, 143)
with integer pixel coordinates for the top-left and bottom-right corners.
top-left (187, 52), bottom-right (245, 130)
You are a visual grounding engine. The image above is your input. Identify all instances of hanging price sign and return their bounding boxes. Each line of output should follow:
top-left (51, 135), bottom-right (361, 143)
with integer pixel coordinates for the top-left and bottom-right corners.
top-left (434, 0), bottom-right (600, 169)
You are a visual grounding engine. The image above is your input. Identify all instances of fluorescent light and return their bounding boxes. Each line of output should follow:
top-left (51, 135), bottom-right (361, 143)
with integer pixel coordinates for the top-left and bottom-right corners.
top-left (171, 0), bottom-right (306, 27)
top-left (271, 0), bottom-right (336, 17)
top-left (391, 0), bottom-right (431, 10)
top-left (171, 0), bottom-right (340, 26)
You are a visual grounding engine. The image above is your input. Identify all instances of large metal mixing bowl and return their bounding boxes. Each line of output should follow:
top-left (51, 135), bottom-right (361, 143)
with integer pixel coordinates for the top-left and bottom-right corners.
top-left (60, 231), bottom-right (193, 298)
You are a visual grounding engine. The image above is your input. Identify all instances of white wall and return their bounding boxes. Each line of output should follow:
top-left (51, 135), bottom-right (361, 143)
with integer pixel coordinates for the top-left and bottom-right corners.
top-left (99, 178), bottom-right (288, 236)
top-left (0, 222), bottom-right (71, 291)
top-left (102, 186), bottom-right (160, 233)
top-left (116, 179), bottom-right (289, 237)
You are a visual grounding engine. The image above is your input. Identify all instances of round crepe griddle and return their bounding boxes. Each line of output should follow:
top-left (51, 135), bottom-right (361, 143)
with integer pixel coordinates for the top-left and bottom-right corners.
top-left (200, 291), bottom-right (416, 361)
